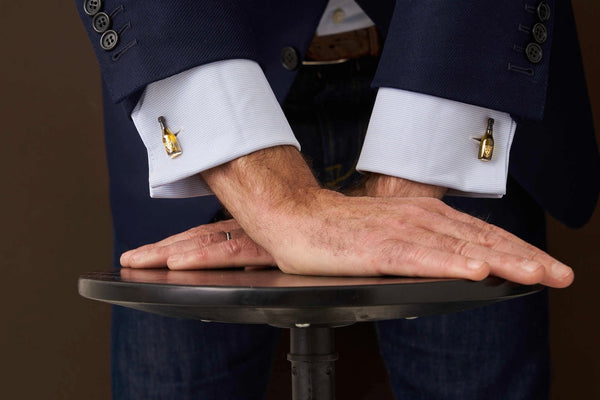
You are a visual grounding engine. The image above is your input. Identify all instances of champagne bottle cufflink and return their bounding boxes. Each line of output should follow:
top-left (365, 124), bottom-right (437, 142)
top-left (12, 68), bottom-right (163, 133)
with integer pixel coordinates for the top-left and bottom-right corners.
top-left (475, 118), bottom-right (495, 161)
top-left (158, 116), bottom-right (182, 159)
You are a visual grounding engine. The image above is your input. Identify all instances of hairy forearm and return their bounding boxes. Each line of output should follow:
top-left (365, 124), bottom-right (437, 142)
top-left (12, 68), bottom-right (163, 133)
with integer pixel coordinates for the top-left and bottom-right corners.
top-left (200, 145), bottom-right (329, 255)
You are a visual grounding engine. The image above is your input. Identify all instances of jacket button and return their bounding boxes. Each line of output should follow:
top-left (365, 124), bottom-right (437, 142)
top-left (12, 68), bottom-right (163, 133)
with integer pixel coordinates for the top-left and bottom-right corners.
top-left (537, 1), bottom-right (551, 22)
top-left (92, 12), bottom-right (111, 33)
top-left (280, 46), bottom-right (300, 71)
top-left (100, 30), bottom-right (119, 51)
top-left (532, 23), bottom-right (547, 44)
top-left (83, 0), bottom-right (103, 16)
top-left (525, 42), bottom-right (543, 63)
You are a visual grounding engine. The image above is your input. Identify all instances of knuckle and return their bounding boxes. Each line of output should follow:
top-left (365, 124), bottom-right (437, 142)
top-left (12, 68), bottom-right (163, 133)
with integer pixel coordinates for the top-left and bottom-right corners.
top-left (372, 239), bottom-right (399, 274)
top-left (192, 235), bottom-right (209, 248)
top-left (155, 246), bottom-right (170, 258)
top-left (453, 239), bottom-right (472, 257)
top-left (408, 245), bottom-right (430, 266)
top-left (190, 247), bottom-right (208, 261)
top-left (477, 226), bottom-right (502, 249)
top-left (437, 252), bottom-right (458, 270)
top-left (404, 203), bottom-right (427, 218)
top-left (193, 232), bottom-right (219, 248)
top-left (223, 239), bottom-right (242, 256)
top-left (183, 227), bottom-right (203, 240)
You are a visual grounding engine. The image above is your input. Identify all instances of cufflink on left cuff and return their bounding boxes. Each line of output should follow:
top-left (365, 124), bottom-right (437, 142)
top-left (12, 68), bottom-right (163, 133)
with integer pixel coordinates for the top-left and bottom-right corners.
top-left (474, 118), bottom-right (495, 161)
top-left (158, 116), bottom-right (183, 159)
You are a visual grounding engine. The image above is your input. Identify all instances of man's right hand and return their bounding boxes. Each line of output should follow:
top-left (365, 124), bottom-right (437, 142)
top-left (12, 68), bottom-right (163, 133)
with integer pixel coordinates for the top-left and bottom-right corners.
top-left (121, 145), bottom-right (574, 288)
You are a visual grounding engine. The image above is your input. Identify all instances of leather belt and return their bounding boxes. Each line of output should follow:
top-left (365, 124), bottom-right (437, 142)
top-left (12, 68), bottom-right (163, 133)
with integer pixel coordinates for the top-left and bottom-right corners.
top-left (304, 26), bottom-right (381, 65)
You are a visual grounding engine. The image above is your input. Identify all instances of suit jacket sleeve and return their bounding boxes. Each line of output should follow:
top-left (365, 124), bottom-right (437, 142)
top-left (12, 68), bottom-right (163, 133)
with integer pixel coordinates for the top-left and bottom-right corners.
top-left (359, 0), bottom-right (552, 121)
top-left (76, 0), bottom-right (327, 112)
top-left (359, 0), bottom-right (599, 227)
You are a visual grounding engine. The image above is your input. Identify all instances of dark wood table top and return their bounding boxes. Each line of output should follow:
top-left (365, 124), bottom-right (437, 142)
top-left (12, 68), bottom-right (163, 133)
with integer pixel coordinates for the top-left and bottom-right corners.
top-left (79, 268), bottom-right (541, 328)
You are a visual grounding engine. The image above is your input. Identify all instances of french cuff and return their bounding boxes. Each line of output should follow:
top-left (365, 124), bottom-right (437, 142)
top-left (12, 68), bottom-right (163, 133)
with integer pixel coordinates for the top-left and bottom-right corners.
top-left (131, 59), bottom-right (299, 198)
top-left (356, 88), bottom-right (517, 198)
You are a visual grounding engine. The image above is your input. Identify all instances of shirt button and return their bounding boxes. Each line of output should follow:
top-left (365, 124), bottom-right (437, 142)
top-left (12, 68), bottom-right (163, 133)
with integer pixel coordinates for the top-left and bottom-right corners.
top-left (83, 0), bottom-right (103, 16)
top-left (92, 12), bottom-right (111, 33)
top-left (525, 42), bottom-right (543, 63)
top-left (532, 23), bottom-right (547, 44)
top-left (100, 30), bottom-right (119, 51)
top-left (537, 1), bottom-right (551, 22)
top-left (280, 46), bottom-right (300, 71)
top-left (332, 8), bottom-right (345, 24)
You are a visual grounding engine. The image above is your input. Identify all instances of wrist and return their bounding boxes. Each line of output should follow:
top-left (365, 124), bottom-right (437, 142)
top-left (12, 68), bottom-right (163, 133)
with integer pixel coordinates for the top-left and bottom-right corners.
top-left (200, 145), bottom-right (324, 249)
top-left (364, 173), bottom-right (447, 199)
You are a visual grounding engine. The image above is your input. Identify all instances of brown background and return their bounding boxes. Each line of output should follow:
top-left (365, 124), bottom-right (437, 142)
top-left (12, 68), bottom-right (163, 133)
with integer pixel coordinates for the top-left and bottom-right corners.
top-left (0, 1), bottom-right (598, 399)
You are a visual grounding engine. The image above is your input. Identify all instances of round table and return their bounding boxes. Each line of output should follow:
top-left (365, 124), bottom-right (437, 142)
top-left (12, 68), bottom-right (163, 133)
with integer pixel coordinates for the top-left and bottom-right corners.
top-left (79, 268), bottom-right (541, 399)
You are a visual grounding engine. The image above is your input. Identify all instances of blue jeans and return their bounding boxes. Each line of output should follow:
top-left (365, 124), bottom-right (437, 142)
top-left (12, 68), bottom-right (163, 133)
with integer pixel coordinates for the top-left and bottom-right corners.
top-left (107, 58), bottom-right (550, 399)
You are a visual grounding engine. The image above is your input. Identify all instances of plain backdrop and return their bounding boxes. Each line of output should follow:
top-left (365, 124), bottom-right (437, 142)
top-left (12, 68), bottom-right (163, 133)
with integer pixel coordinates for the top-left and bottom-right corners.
top-left (1, 1), bottom-right (598, 398)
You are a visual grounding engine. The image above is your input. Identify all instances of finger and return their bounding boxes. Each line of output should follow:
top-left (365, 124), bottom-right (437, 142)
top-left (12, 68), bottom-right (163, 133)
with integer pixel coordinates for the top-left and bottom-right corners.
top-left (437, 219), bottom-right (572, 287)
top-left (399, 227), bottom-right (552, 286)
top-left (125, 231), bottom-right (238, 268)
top-left (126, 227), bottom-right (248, 268)
top-left (376, 239), bottom-right (491, 281)
top-left (167, 237), bottom-right (276, 270)
top-left (121, 219), bottom-right (239, 266)
top-left (405, 202), bottom-right (573, 287)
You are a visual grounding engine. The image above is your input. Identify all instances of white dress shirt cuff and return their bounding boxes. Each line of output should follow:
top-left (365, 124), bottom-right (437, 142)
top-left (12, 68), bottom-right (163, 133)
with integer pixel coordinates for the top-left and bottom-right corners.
top-left (131, 59), bottom-right (300, 198)
top-left (356, 88), bottom-right (517, 198)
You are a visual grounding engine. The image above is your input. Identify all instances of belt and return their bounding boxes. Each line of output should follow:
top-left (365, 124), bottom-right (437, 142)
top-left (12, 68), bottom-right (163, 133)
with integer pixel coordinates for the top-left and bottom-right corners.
top-left (304, 26), bottom-right (381, 66)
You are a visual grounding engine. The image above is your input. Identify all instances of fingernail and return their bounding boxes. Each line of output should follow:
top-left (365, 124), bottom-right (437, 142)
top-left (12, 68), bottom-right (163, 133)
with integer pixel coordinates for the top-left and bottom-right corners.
top-left (520, 260), bottom-right (542, 273)
top-left (551, 262), bottom-right (573, 279)
top-left (467, 259), bottom-right (486, 270)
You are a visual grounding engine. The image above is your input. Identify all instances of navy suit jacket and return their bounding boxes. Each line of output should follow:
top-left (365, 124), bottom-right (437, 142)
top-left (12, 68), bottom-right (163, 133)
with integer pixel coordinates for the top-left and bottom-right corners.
top-left (78, 0), bottom-right (599, 230)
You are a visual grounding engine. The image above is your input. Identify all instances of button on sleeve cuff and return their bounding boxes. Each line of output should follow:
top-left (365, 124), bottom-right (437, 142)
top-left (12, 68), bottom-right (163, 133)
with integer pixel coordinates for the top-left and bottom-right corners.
top-left (131, 59), bottom-right (300, 198)
top-left (356, 88), bottom-right (517, 198)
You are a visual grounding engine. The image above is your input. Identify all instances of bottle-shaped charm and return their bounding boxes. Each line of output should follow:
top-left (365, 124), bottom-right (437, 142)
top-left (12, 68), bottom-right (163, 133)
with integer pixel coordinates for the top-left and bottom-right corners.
top-left (477, 118), bottom-right (495, 161)
top-left (158, 116), bottom-right (182, 158)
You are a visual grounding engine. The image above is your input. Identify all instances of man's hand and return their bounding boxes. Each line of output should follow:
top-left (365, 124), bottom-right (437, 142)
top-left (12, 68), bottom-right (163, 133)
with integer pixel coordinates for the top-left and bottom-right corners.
top-left (120, 173), bottom-right (444, 269)
top-left (120, 174), bottom-right (446, 269)
top-left (121, 146), bottom-right (574, 288)
top-left (121, 218), bottom-right (276, 269)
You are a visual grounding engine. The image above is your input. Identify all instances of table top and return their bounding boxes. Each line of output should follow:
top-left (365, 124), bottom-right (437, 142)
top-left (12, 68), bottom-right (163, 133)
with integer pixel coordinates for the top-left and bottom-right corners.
top-left (79, 268), bottom-right (542, 328)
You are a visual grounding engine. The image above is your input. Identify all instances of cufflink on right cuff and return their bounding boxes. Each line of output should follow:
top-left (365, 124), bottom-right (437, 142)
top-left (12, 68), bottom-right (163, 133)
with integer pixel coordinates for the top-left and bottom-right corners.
top-left (474, 118), bottom-right (495, 161)
top-left (158, 116), bottom-right (183, 159)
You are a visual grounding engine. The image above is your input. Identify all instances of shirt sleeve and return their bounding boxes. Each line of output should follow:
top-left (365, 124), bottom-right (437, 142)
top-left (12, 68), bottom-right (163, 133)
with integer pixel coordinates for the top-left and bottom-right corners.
top-left (130, 59), bottom-right (299, 198)
top-left (356, 87), bottom-right (517, 198)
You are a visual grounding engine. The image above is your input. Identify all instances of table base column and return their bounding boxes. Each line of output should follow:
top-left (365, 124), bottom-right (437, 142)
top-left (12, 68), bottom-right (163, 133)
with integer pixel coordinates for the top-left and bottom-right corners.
top-left (288, 326), bottom-right (338, 400)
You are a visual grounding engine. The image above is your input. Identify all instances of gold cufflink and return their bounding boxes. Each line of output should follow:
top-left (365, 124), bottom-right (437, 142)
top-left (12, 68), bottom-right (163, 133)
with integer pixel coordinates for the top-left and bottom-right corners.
top-left (475, 118), bottom-right (495, 161)
top-left (158, 116), bottom-right (182, 158)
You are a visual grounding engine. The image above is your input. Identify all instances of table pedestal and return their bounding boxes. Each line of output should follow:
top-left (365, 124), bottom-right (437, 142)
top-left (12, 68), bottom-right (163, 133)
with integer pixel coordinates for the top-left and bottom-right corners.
top-left (288, 326), bottom-right (337, 400)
